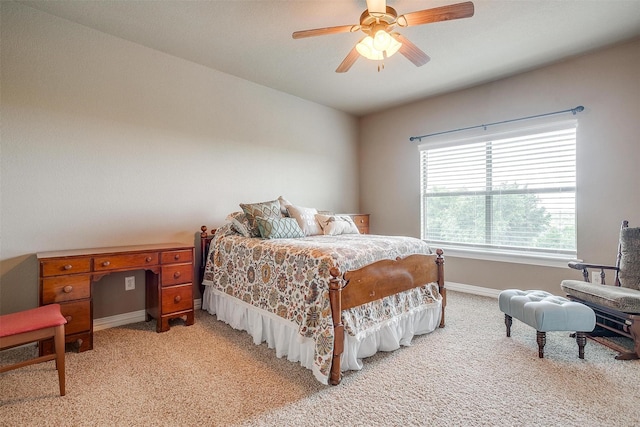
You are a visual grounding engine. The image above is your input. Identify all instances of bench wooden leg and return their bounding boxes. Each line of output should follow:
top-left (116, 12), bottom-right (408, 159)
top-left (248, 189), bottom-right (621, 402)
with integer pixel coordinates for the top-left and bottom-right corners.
top-left (536, 331), bottom-right (546, 358)
top-left (504, 314), bottom-right (512, 337)
top-left (575, 331), bottom-right (587, 359)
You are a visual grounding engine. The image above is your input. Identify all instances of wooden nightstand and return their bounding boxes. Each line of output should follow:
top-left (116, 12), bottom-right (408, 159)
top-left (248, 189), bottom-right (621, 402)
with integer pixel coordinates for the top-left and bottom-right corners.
top-left (345, 214), bottom-right (370, 234)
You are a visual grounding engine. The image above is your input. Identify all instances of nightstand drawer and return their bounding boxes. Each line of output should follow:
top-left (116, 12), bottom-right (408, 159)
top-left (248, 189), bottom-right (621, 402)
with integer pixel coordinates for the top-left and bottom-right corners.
top-left (161, 249), bottom-right (193, 264)
top-left (349, 214), bottom-right (370, 234)
top-left (161, 284), bottom-right (193, 314)
top-left (41, 258), bottom-right (91, 277)
top-left (161, 264), bottom-right (193, 286)
top-left (42, 274), bottom-right (91, 304)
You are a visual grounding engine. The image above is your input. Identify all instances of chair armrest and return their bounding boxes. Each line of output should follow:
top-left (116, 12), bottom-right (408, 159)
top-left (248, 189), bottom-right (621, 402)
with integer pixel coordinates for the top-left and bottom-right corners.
top-left (568, 261), bottom-right (618, 271)
top-left (567, 261), bottom-right (619, 285)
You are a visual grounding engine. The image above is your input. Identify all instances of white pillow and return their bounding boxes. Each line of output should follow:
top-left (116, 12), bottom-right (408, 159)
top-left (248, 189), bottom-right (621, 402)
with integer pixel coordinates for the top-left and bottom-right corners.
top-left (315, 214), bottom-right (360, 236)
top-left (286, 205), bottom-right (323, 236)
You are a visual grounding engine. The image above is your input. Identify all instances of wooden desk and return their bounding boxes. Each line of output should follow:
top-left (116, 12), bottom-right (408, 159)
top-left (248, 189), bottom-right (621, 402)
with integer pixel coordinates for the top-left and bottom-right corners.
top-left (37, 243), bottom-right (195, 353)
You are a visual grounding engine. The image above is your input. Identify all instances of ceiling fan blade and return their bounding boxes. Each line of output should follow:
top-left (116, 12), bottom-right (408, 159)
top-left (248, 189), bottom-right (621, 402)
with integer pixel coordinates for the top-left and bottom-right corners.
top-left (335, 46), bottom-right (360, 73)
top-left (398, 1), bottom-right (474, 27)
top-left (393, 33), bottom-right (430, 67)
top-left (292, 25), bottom-right (357, 39)
top-left (366, 0), bottom-right (387, 15)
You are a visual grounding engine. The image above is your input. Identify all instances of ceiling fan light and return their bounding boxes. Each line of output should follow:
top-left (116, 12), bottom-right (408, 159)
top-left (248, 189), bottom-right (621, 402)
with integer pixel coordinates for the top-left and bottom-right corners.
top-left (372, 29), bottom-right (391, 52)
top-left (356, 36), bottom-right (383, 61)
top-left (386, 36), bottom-right (402, 58)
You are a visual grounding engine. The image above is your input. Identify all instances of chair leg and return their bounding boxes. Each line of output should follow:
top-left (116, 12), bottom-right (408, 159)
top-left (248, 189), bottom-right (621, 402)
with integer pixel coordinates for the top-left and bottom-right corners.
top-left (54, 324), bottom-right (66, 396)
top-left (505, 314), bottom-right (512, 337)
top-left (536, 331), bottom-right (546, 358)
top-left (575, 331), bottom-right (587, 359)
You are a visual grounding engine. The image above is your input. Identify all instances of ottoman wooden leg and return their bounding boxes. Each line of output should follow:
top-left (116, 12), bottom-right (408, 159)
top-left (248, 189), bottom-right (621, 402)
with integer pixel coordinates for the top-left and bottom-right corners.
top-left (536, 331), bottom-right (546, 358)
top-left (505, 314), bottom-right (512, 337)
top-left (576, 331), bottom-right (587, 359)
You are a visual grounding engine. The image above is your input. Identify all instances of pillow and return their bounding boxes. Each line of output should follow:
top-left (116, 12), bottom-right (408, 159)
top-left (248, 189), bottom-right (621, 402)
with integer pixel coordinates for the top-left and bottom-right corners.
top-left (256, 217), bottom-right (305, 239)
top-left (240, 199), bottom-right (283, 237)
top-left (278, 196), bottom-right (293, 217)
top-left (225, 211), bottom-right (252, 237)
top-left (315, 214), bottom-right (360, 236)
top-left (286, 205), bottom-right (323, 236)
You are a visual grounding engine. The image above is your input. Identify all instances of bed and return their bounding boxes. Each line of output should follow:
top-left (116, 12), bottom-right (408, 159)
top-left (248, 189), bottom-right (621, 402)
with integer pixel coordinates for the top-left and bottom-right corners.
top-left (199, 204), bottom-right (445, 385)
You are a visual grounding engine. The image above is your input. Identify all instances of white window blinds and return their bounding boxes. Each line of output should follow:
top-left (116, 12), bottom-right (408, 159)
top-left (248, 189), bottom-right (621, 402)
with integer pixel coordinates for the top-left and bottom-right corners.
top-left (420, 120), bottom-right (577, 257)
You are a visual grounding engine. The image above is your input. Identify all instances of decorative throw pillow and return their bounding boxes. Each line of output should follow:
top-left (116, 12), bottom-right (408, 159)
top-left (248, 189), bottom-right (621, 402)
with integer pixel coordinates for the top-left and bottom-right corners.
top-left (256, 217), bottom-right (305, 239)
top-left (286, 205), bottom-right (323, 236)
top-left (315, 214), bottom-right (360, 236)
top-left (225, 211), bottom-right (252, 237)
top-left (240, 199), bottom-right (283, 237)
top-left (619, 226), bottom-right (640, 290)
top-left (278, 196), bottom-right (293, 217)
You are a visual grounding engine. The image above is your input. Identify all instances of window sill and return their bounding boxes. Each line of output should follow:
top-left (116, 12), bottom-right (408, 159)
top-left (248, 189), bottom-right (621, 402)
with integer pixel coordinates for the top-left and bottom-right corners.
top-left (430, 245), bottom-right (579, 269)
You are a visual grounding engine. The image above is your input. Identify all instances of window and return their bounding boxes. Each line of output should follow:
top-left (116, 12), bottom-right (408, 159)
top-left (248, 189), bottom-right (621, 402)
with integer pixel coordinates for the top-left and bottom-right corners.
top-left (420, 119), bottom-right (577, 259)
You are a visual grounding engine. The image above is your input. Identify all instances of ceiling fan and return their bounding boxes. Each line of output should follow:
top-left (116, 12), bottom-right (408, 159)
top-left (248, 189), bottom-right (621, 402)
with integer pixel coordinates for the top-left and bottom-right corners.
top-left (292, 0), bottom-right (474, 72)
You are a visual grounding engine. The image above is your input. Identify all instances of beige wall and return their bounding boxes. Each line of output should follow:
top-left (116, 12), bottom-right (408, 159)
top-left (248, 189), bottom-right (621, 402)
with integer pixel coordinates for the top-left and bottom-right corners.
top-left (3, 3), bottom-right (638, 318)
top-left (0, 3), bottom-right (359, 315)
top-left (360, 37), bottom-right (640, 294)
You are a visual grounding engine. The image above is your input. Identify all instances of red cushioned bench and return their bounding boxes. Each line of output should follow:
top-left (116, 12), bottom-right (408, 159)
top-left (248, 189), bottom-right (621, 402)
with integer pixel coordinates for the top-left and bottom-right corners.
top-left (0, 304), bottom-right (68, 396)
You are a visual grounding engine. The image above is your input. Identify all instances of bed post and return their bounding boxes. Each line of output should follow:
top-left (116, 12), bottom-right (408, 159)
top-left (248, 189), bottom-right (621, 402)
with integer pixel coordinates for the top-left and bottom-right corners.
top-left (436, 248), bottom-right (446, 328)
top-left (199, 226), bottom-right (216, 297)
top-left (329, 267), bottom-right (344, 386)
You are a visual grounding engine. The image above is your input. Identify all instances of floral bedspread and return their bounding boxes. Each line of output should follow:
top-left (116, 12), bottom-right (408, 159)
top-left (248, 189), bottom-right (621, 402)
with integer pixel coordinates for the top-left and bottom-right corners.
top-left (202, 224), bottom-right (441, 382)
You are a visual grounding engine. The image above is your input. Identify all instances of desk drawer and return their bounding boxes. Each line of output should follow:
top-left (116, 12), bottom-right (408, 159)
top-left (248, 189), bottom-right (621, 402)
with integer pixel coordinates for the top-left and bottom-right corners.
top-left (161, 249), bottom-right (193, 264)
top-left (161, 264), bottom-right (193, 286)
top-left (42, 274), bottom-right (91, 304)
top-left (161, 284), bottom-right (193, 314)
top-left (59, 300), bottom-right (91, 335)
top-left (41, 258), bottom-right (91, 277)
top-left (93, 252), bottom-right (158, 271)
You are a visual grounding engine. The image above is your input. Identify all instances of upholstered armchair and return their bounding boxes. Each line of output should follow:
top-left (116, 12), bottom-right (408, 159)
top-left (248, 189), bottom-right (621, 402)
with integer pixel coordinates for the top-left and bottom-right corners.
top-left (561, 220), bottom-right (640, 360)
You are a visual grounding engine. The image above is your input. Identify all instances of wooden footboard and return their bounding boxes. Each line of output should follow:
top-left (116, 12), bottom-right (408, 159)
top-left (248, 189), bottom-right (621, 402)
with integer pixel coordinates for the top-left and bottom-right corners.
top-left (328, 250), bottom-right (445, 385)
top-left (199, 226), bottom-right (444, 386)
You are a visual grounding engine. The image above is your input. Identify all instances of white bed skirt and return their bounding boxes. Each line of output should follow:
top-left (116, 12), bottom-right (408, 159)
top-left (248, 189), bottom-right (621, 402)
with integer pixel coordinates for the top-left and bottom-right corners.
top-left (202, 286), bottom-right (442, 385)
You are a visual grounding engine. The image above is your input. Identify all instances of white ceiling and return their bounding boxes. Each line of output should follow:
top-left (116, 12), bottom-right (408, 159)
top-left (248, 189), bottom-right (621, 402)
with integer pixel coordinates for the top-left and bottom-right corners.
top-left (19, 0), bottom-right (640, 116)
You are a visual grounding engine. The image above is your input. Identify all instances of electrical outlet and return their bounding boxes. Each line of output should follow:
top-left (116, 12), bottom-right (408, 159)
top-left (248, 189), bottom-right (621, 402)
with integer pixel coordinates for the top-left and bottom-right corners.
top-left (125, 276), bottom-right (135, 291)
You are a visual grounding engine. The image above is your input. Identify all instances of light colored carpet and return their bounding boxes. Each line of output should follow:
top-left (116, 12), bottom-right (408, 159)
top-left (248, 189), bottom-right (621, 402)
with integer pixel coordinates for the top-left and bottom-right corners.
top-left (1, 291), bottom-right (638, 427)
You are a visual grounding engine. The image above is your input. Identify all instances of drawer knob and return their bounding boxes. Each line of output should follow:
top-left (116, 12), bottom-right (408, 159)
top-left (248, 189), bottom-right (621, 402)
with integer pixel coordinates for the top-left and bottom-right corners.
top-left (173, 271), bottom-right (181, 279)
top-left (65, 315), bottom-right (73, 322)
top-left (146, 256), bottom-right (153, 262)
top-left (63, 285), bottom-right (73, 293)
top-left (174, 295), bottom-right (182, 303)
top-left (174, 254), bottom-right (180, 260)
top-left (102, 261), bottom-right (110, 267)
top-left (64, 264), bottom-right (73, 270)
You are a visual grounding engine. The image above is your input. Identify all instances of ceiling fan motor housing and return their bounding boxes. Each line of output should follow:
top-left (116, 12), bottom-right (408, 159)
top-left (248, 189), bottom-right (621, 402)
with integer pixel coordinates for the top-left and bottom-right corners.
top-left (360, 6), bottom-right (398, 28)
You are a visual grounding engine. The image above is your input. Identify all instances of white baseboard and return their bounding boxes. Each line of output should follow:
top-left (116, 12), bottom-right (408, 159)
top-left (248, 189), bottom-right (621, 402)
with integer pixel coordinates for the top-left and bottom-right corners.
top-left (445, 281), bottom-right (501, 299)
top-left (93, 298), bottom-right (202, 332)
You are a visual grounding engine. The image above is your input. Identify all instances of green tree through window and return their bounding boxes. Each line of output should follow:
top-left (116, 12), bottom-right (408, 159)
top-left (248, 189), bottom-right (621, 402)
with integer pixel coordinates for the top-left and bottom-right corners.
top-left (420, 122), bottom-right (577, 257)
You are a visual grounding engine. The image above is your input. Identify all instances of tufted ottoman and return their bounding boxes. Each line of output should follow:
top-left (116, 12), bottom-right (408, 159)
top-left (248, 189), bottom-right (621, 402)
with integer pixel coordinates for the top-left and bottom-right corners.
top-left (498, 289), bottom-right (596, 359)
